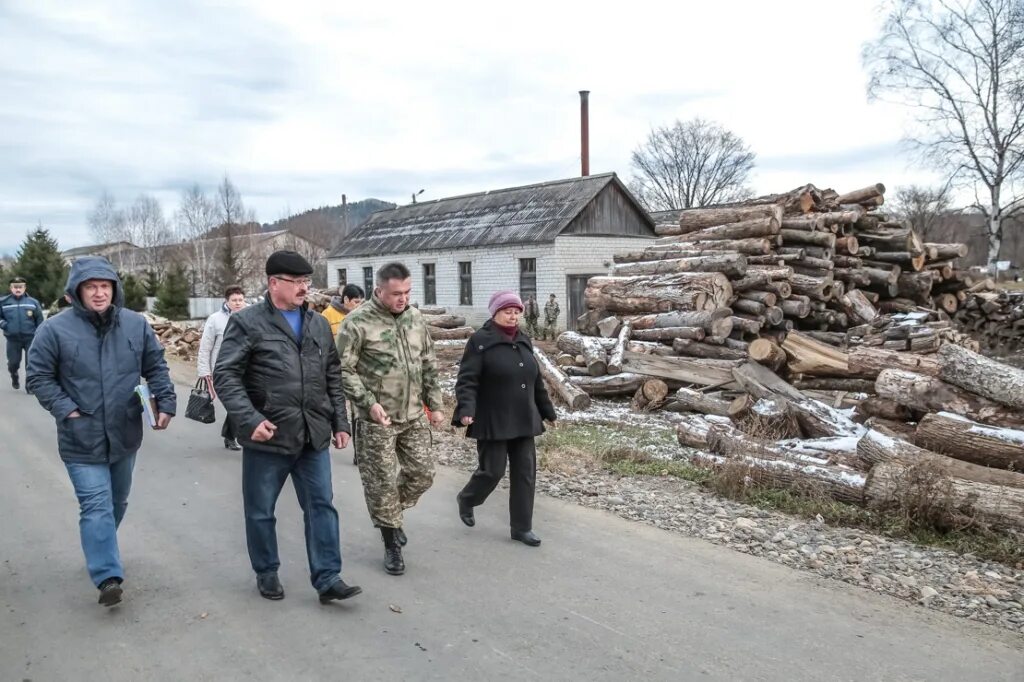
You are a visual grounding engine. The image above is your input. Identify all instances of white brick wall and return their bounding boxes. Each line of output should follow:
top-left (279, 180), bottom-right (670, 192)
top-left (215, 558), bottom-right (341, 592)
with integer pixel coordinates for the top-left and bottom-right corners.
top-left (327, 233), bottom-right (653, 329)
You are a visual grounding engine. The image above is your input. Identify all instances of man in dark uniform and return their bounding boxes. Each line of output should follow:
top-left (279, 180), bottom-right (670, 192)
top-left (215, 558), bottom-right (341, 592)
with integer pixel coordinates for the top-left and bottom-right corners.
top-left (0, 276), bottom-right (45, 391)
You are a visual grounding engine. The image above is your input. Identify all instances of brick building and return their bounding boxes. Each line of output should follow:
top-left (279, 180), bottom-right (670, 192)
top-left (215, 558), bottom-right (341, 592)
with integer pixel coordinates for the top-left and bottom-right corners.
top-left (326, 173), bottom-right (656, 330)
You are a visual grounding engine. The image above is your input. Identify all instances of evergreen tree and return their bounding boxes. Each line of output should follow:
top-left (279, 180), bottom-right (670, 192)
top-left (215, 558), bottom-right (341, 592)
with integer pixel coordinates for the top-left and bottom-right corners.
top-left (14, 225), bottom-right (69, 306)
top-left (120, 272), bottom-right (149, 312)
top-left (153, 265), bottom-right (190, 320)
top-left (143, 269), bottom-right (161, 296)
top-left (214, 227), bottom-right (242, 293)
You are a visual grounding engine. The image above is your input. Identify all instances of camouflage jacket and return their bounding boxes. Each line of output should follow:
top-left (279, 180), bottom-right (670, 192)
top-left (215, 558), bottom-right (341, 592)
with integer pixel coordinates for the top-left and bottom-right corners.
top-left (544, 299), bottom-right (560, 322)
top-left (336, 296), bottom-right (444, 422)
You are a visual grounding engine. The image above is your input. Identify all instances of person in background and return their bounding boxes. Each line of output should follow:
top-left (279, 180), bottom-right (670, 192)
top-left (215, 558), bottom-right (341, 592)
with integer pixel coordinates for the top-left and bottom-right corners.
top-left (523, 294), bottom-right (540, 337)
top-left (337, 262), bottom-right (446, 576)
top-left (197, 285), bottom-right (247, 450)
top-left (453, 290), bottom-right (556, 547)
top-left (26, 257), bottom-right (176, 607)
top-left (214, 250), bottom-right (361, 604)
top-left (322, 284), bottom-right (365, 338)
top-left (1, 276), bottom-right (45, 392)
top-left (542, 293), bottom-right (560, 340)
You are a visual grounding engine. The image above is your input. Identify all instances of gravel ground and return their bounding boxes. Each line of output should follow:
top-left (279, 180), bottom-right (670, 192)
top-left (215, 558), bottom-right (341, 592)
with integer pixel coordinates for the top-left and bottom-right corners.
top-left (434, 421), bottom-right (1024, 636)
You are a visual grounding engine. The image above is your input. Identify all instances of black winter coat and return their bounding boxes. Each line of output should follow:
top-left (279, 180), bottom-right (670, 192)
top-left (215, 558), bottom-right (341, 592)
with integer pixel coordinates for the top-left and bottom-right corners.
top-left (452, 320), bottom-right (557, 441)
top-left (213, 294), bottom-right (350, 456)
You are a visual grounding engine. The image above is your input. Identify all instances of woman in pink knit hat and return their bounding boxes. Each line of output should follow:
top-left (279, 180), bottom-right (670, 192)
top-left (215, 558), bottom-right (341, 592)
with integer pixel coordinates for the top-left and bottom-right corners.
top-left (452, 290), bottom-right (557, 546)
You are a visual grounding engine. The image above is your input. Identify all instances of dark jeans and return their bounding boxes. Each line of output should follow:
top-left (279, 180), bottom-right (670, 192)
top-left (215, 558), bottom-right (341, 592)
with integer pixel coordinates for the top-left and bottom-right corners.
top-left (6, 335), bottom-right (31, 374)
top-left (242, 445), bottom-right (343, 593)
top-left (458, 437), bottom-right (537, 532)
top-left (64, 454), bottom-right (136, 587)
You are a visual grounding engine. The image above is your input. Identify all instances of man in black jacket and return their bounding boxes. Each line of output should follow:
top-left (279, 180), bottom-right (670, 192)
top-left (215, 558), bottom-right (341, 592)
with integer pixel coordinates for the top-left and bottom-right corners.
top-left (214, 251), bottom-right (361, 604)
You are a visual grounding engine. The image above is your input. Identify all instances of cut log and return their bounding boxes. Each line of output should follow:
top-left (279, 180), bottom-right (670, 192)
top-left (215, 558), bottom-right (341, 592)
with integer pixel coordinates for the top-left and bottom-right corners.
top-left (728, 394), bottom-right (802, 439)
top-left (874, 369), bottom-right (1024, 428)
top-left (761, 281), bottom-right (793, 300)
top-left (858, 429), bottom-right (1024, 490)
top-left (779, 229), bottom-right (837, 249)
top-left (668, 388), bottom-right (733, 417)
top-left (570, 373), bottom-right (644, 397)
top-left (738, 290), bottom-right (777, 307)
top-left (837, 183), bottom-right (885, 205)
top-left (606, 321), bottom-right (632, 375)
top-left (679, 238), bottom-right (777, 255)
top-left (936, 344), bottom-right (1024, 410)
top-left (614, 247), bottom-right (716, 263)
top-left (423, 314), bottom-right (467, 329)
top-left (748, 338), bottom-right (786, 372)
top-left (673, 339), bottom-right (749, 360)
top-left (632, 379), bottom-right (670, 411)
top-left (732, 298), bottom-right (767, 317)
top-left (789, 273), bottom-right (833, 300)
top-left (916, 413), bottom-right (1024, 471)
top-left (631, 326), bottom-right (706, 342)
top-left (839, 290), bottom-right (878, 324)
top-left (855, 396), bottom-right (915, 422)
top-left (896, 271), bottom-right (934, 304)
top-left (621, 351), bottom-right (741, 387)
top-left (847, 347), bottom-right (940, 379)
top-left (730, 315), bottom-right (763, 336)
top-left (870, 251), bottom-right (927, 271)
top-left (585, 273), bottom-right (732, 313)
top-left (533, 347), bottom-right (591, 411)
top-left (629, 308), bottom-right (733, 337)
top-left (780, 296), bottom-right (811, 318)
top-left (672, 204), bottom-right (784, 233)
top-left (925, 242), bottom-right (969, 260)
top-left (416, 305), bottom-right (447, 315)
top-left (731, 361), bottom-right (864, 438)
top-left (781, 331), bottom-right (852, 377)
top-left (596, 316), bottom-right (621, 338)
top-left (610, 253), bottom-right (748, 278)
top-left (864, 462), bottom-right (1024, 531)
top-left (556, 353), bottom-right (576, 367)
top-left (673, 217), bottom-right (780, 242)
top-left (791, 377), bottom-right (876, 393)
top-left (428, 326), bottom-right (474, 340)
top-left (676, 414), bottom-right (714, 449)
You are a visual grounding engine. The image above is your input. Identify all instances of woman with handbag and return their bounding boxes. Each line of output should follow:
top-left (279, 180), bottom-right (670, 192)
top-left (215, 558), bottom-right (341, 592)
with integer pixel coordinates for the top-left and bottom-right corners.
top-left (197, 285), bottom-right (247, 449)
top-left (453, 290), bottom-right (557, 547)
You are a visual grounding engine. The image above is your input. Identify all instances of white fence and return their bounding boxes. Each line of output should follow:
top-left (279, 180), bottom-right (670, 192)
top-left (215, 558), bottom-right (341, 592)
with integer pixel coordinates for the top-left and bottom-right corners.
top-left (145, 297), bottom-right (224, 320)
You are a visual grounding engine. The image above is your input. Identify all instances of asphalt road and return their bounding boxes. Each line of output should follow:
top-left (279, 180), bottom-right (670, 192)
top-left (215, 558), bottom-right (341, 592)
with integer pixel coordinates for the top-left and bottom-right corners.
top-left (1, 351), bottom-right (1022, 681)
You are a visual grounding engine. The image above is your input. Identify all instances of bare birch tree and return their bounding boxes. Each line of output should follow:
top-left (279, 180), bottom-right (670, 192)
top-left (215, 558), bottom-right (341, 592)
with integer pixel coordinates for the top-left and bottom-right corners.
top-left (175, 184), bottom-right (219, 294)
top-left (125, 194), bottom-right (173, 279)
top-left (865, 0), bottom-right (1024, 272)
top-left (628, 118), bottom-right (755, 211)
top-left (87, 192), bottom-right (125, 245)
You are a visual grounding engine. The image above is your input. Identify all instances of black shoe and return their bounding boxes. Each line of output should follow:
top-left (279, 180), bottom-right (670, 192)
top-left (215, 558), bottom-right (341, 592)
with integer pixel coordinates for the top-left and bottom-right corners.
top-left (224, 438), bottom-right (241, 451)
top-left (458, 496), bottom-right (475, 527)
top-left (11, 374), bottom-right (19, 390)
top-left (381, 528), bottom-right (405, 576)
top-left (257, 573), bottom-right (284, 600)
top-left (318, 579), bottom-right (363, 603)
top-left (395, 527), bottom-right (407, 547)
top-left (511, 529), bottom-right (541, 547)
top-left (98, 578), bottom-right (123, 606)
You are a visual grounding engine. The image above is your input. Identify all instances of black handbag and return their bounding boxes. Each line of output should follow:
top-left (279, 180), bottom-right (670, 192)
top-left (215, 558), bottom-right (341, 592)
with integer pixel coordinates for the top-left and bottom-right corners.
top-left (185, 379), bottom-right (217, 424)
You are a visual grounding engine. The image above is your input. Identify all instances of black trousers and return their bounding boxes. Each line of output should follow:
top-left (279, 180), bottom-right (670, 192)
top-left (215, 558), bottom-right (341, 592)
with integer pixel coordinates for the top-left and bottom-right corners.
top-left (6, 335), bottom-right (31, 374)
top-left (221, 412), bottom-right (238, 441)
top-left (458, 437), bottom-right (536, 532)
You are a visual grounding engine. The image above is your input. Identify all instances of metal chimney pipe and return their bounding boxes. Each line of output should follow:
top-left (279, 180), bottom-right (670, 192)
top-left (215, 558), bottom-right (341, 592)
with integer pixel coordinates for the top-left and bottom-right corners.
top-left (579, 90), bottom-right (590, 177)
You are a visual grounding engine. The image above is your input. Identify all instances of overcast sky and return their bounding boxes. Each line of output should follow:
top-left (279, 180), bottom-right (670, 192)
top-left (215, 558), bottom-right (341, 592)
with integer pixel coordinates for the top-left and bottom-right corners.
top-left (0, 0), bottom-right (940, 255)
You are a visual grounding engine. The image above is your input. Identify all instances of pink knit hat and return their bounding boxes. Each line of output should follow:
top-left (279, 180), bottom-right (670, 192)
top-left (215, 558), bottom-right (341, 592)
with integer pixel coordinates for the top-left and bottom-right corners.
top-left (488, 290), bottom-right (524, 317)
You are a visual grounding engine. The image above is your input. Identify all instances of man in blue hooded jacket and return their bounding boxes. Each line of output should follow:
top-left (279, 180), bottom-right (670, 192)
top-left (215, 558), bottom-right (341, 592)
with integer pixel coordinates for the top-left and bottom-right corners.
top-left (27, 257), bottom-right (177, 607)
top-left (0, 276), bottom-right (45, 391)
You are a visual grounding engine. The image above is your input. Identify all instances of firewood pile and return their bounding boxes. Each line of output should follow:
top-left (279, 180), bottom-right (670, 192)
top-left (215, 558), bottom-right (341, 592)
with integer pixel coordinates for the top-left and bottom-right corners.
top-left (665, 341), bottom-right (1024, 531)
top-left (305, 291), bottom-right (476, 340)
top-left (955, 290), bottom-right (1024, 353)
top-left (144, 313), bottom-right (202, 359)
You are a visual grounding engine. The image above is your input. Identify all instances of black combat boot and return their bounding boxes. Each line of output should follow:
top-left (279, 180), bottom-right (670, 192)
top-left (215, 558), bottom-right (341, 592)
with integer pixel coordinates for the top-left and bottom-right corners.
top-left (380, 527), bottom-right (405, 575)
top-left (11, 372), bottom-right (19, 390)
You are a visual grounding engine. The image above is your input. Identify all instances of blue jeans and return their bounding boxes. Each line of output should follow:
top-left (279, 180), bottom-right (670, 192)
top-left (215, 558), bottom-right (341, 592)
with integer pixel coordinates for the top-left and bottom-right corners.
top-left (64, 454), bottom-right (136, 587)
top-left (242, 446), bottom-right (343, 593)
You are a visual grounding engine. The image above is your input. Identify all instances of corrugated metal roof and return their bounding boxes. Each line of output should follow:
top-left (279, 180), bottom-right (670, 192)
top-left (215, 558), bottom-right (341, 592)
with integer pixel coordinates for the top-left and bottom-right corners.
top-left (330, 173), bottom-right (652, 258)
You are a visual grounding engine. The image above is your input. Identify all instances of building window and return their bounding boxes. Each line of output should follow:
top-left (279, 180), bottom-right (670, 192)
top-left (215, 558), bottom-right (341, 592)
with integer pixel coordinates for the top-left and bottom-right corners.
top-left (423, 263), bottom-right (436, 305)
top-left (363, 266), bottom-right (373, 295)
top-left (459, 261), bottom-right (472, 306)
top-left (337, 268), bottom-right (347, 287)
top-left (519, 258), bottom-right (537, 300)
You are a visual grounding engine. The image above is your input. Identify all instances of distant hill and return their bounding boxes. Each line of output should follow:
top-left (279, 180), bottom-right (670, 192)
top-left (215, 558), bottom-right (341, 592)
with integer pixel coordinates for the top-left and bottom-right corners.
top-left (261, 198), bottom-right (397, 248)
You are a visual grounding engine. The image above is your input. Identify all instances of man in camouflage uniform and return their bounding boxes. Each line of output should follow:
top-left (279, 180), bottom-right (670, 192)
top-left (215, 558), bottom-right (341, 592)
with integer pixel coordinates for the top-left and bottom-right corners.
top-left (542, 293), bottom-right (560, 340)
top-left (336, 262), bottom-right (446, 576)
top-left (523, 294), bottom-right (540, 337)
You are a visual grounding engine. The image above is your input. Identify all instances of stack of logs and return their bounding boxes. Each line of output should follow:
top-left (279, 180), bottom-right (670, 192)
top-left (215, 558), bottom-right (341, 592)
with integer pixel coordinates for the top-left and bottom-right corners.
top-left (145, 313), bottom-right (203, 359)
top-left (955, 290), bottom-right (1024, 354)
top-left (415, 305), bottom-right (475, 340)
top-left (670, 340), bottom-right (1024, 532)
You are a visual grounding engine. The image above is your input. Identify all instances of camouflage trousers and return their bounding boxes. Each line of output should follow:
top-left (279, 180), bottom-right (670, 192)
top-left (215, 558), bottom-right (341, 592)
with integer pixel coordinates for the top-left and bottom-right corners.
top-left (354, 416), bottom-right (435, 529)
top-left (542, 320), bottom-right (558, 340)
top-left (525, 317), bottom-right (539, 337)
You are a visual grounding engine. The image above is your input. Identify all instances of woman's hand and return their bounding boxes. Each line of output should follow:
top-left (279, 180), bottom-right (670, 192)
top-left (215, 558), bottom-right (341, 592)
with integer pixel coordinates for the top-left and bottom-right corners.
top-left (460, 416), bottom-right (474, 426)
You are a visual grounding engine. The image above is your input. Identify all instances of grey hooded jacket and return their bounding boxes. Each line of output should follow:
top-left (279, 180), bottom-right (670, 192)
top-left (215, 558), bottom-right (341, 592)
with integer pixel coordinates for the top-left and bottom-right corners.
top-left (26, 257), bottom-right (177, 464)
